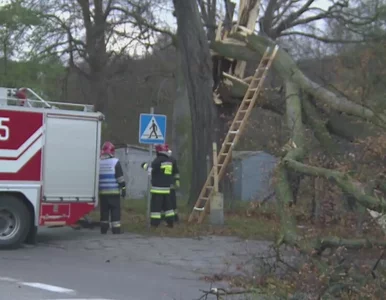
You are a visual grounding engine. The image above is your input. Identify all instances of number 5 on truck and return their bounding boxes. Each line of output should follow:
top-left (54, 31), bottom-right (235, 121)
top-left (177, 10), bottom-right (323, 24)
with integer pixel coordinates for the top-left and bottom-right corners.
top-left (0, 117), bottom-right (10, 141)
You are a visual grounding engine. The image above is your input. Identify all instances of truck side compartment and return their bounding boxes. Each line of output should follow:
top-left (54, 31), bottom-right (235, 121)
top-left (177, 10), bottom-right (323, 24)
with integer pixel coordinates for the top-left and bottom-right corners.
top-left (40, 112), bottom-right (102, 226)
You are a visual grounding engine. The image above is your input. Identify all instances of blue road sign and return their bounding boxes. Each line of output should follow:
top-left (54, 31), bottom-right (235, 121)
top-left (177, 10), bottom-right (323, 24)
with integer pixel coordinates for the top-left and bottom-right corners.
top-left (139, 113), bottom-right (167, 144)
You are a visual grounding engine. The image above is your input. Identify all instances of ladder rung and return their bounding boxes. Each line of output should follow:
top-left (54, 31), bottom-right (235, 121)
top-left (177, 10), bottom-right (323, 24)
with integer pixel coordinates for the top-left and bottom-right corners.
top-left (220, 153), bottom-right (227, 156)
top-left (229, 130), bottom-right (239, 134)
top-left (239, 110), bottom-right (248, 113)
top-left (242, 99), bottom-right (253, 103)
top-left (194, 207), bottom-right (205, 211)
top-left (206, 185), bottom-right (214, 189)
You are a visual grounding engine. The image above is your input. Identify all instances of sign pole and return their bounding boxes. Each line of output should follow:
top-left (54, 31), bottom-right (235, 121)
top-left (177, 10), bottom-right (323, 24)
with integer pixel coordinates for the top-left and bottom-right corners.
top-left (146, 107), bottom-right (154, 229)
top-left (139, 109), bottom-right (166, 229)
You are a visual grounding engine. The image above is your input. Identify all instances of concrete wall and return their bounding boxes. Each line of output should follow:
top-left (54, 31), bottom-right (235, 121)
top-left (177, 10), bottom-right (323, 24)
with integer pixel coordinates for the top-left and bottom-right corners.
top-left (232, 151), bottom-right (278, 202)
top-left (115, 146), bottom-right (155, 199)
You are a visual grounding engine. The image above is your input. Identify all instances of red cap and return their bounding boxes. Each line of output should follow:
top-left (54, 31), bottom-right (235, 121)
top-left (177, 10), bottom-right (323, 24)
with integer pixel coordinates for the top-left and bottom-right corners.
top-left (101, 141), bottom-right (115, 156)
top-left (155, 144), bottom-right (169, 153)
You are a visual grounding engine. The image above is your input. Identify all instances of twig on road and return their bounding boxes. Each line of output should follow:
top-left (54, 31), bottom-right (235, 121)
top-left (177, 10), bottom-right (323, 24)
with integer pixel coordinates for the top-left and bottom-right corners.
top-left (196, 287), bottom-right (254, 300)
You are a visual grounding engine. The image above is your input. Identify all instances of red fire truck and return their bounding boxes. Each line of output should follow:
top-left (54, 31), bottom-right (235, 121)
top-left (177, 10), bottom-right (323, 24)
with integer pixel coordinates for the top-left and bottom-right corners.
top-left (0, 87), bottom-right (103, 249)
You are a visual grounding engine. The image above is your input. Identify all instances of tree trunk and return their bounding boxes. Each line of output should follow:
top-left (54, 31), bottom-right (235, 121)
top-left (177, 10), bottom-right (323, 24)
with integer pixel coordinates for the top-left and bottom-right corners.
top-left (172, 51), bottom-right (192, 200)
top-left (172, 0), bottom-right (217, 204)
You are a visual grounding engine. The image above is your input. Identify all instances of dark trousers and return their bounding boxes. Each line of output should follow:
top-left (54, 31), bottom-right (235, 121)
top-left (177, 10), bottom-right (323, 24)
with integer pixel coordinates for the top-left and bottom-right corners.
top-left (100, 194), bottom-right (121, 234)
top-left (170, 189), bottom-right (179, 222)
top-left (150, 193), bottom-right (174, 228)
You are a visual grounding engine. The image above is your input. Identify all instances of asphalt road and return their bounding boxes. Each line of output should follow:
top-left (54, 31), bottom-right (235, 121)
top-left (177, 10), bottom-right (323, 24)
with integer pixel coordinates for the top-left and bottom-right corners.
top-left (0, 227), bottom-right (274, 300)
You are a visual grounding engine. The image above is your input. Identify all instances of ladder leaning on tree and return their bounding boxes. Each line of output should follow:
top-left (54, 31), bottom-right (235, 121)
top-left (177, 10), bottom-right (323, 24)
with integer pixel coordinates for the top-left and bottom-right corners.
top-left (188, 45), bottom-right (280, 224)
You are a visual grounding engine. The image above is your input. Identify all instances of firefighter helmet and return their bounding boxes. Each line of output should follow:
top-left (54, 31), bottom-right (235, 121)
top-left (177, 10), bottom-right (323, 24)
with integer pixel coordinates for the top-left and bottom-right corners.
top-left (155, 144), bottom-right (169, 153)
top-left (101, 141), bottom-right (115, 156)
top-left (15, 88), bottom-right (27, 106)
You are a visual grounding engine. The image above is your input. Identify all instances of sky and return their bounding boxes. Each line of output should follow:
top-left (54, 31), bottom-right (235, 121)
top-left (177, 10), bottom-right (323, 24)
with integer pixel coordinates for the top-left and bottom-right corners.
top-left (146, 0), bottom-right (332, 33)
top-left (0, 0), bottom-right (336, 57)
top-left (113, 0), bottom-right (333, 55)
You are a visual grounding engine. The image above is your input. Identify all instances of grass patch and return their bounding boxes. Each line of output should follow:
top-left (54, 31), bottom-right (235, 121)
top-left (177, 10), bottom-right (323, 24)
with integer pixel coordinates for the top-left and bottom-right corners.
top-left (88, 198), bottom-right (280, 240)
top-left (87, 198), bottom-right (385, 242)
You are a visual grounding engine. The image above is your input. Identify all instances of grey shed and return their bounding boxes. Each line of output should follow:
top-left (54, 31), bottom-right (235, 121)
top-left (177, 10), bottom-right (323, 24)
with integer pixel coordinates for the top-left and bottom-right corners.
top-left (232, 151), bottom-right (278, 202)
top-left (115, 145), bottom-right (156, 199)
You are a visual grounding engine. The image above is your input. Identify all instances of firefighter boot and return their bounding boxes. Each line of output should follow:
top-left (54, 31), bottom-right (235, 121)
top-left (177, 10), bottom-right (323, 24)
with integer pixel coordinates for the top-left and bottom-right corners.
top-left (112, 227), bottom-right (122, 234)
top-left (100, 221), bottom-right (109, 234)
top-left (165, 216), bottom-right (174, 228)
top-left (111, 221), bottom-right (122, 234)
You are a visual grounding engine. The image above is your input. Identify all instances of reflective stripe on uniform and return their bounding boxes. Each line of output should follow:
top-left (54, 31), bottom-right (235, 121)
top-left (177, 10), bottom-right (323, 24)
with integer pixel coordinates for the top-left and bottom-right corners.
top-left (151, 212), bottom-right (161, 219)
top-left (99, 158), bottom-right (120, 195)
top-left (165, 209), bottom-right (174, 217)
top-left (117, 176), bottom-right (125, 183)
top-left (150, 186), bottom-right (170, 194)
top-left (171, 173), bottom-right (180, 189)
top-left (111, 221), bottom-right (121, 228)
top-left (171, 181), bottom-right (180, 189)
top-left (160, 162), bottom-right (173, 175)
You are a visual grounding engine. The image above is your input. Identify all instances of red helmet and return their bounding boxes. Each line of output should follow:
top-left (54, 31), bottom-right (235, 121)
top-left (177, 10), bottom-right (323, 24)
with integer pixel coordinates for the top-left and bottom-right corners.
top-left (15, 88), bottom-right (27, 106)
top-left (101, 141), bottom-right (115, 156)
top-left (15, 88), bottom-right (27, 99)
top-left (155, 144), bottom-right (169, 153)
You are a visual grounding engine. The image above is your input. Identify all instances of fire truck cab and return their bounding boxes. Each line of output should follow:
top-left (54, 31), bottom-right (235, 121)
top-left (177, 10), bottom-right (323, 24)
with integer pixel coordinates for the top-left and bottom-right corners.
top-left (0, 87), bottom-right (104, 249)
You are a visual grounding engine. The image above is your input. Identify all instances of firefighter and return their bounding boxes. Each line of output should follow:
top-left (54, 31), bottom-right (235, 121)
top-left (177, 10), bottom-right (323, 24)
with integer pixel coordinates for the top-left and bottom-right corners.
top-left (168, 148), bottom-right (180, 222)
top-left (141, 144), bottom-right (175, 228)
top-left (15, 88), bottom-right (27, 106)
top-left (98, 141), bottom-right (126, 234)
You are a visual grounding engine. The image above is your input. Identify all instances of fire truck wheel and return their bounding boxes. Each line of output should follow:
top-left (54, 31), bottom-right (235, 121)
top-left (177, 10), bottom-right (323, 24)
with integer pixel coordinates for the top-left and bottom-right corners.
top-left (0, 195), bottom-right (31, 249)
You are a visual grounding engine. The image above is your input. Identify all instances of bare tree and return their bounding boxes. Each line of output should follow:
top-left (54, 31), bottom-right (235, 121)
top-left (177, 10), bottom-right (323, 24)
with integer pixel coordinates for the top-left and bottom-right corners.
top-left (15, 0), bottom-right (158, 117)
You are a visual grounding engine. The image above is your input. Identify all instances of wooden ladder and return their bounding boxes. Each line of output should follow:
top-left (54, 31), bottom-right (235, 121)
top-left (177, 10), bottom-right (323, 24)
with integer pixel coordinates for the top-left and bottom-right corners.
top-left (188, 45), bottom-right (280, 224)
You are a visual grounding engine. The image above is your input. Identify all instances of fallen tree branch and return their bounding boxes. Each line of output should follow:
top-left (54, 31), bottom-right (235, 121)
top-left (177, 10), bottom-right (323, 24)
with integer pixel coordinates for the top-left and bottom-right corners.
top-left (302, 96), bottom-right (338, 156)
top-left (371, 249), bottom-right (385, 279)
top-left (312, 236), bottom-right (386, 254)
top-left (196, 287), bottom-right (272, 300)
top-left (212, 27), bottom-right (386, 129)
top-left (284, 159), bottom-right (386, 213)
top-left (274, 81), bottom-right (307, 248)
top-left (221, 72), bottom-right (248, 98)
top-left (326, 112), bottom-right (382, 142)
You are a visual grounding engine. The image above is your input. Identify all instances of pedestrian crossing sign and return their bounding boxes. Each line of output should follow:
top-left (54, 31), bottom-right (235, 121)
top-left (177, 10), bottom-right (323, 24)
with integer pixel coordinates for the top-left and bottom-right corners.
top-left (139, 113), bottom-right (167, 144)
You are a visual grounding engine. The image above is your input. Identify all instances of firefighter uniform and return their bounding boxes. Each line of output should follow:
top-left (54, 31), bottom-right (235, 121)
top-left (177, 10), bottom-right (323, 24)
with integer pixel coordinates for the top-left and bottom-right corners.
top-left (98, 141), bottom-right (126, 234)
top-left (168, 150), bottom-right (180, 222)
top-left (142, 144), bottom-right (175, 228)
